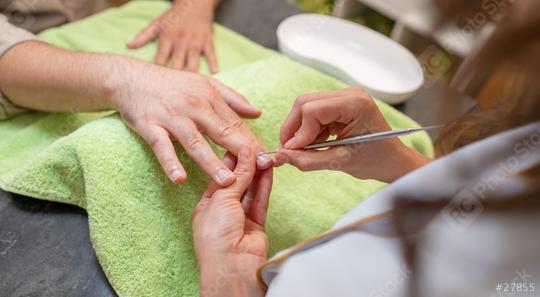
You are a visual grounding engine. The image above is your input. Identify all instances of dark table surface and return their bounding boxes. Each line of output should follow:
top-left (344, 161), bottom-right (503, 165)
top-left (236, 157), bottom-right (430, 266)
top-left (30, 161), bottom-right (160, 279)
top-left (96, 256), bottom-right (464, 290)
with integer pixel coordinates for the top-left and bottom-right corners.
top-left (0, 0), bottom-right (474, 296)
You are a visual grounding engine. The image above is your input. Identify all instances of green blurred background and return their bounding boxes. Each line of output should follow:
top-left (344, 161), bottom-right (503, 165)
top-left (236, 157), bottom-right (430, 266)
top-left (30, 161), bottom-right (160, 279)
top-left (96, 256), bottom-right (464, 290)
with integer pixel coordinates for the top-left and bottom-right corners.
top-left (293, 0), bottom-right (395, 36)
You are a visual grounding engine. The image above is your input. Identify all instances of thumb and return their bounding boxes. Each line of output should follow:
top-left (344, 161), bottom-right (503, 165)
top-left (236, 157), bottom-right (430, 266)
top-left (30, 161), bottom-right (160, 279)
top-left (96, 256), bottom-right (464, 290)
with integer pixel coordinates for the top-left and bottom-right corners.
top-left (275, 147), bottom-right (351, 172)
top-left (283, 111), bottom-right (320, 150)
top-left (224, 147), bottom-right (257, 198)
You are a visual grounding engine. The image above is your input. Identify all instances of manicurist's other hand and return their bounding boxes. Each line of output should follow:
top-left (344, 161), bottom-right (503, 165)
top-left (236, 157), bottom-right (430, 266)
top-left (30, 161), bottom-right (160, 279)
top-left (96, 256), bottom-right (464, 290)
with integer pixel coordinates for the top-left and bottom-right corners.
top-left (192, 149), bottom-right (272, 297)
top-left (127, 0), bottom-right (219, 73)
top-left (275, 87), bottom-right (431, 183)
top-left (109, 60), bottom-right (273, 186)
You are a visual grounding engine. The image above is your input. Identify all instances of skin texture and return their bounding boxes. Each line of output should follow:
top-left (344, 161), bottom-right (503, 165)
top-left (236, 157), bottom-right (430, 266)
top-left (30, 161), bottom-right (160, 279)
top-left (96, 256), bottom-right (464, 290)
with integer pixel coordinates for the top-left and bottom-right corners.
top-left (0, 41), bottom-right (273, 186)
top-left (275, 87), bottom-right (432, 183)
top-left (127, 0), bottom-right (220, 73)
top-left (192, 149), bottom-right (271, 297)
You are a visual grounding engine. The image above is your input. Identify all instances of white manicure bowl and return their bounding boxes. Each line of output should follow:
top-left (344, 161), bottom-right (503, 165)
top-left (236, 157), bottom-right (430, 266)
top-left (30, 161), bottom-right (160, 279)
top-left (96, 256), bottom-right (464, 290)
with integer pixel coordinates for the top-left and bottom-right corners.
top-left (277, 14), bottom-right (424, 104)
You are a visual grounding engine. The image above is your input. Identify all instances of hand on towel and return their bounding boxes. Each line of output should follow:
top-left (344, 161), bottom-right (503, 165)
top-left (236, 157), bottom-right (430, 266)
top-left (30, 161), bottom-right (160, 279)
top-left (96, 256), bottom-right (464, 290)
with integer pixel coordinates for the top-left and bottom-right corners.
top-left (127, 0), bottom-right (220, 73)
top-left (192, 148), bottom-right (271, 297)
top-left (110, 65), bottom-right (274, 185)
top-left (274, 87), bottom-right (431, 183)
top-left (0, 40), bottom-right (271, 186)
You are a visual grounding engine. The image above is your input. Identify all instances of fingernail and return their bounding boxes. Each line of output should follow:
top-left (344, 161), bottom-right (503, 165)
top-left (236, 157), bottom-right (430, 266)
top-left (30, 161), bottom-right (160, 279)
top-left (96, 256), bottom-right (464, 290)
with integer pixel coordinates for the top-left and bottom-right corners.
top-left (256, 152), bottom-right (272, 167)
top-left (169, 167), bottom-right (184, 183)
top-left (215, 168), bottom-right (233, 183)
top-left (256, 153), bottom-right (273, 168)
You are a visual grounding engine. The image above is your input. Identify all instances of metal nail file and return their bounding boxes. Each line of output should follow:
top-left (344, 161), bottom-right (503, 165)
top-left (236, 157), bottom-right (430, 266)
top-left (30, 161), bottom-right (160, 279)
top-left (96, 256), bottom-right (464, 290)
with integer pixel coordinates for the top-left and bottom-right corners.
top-left (263, 125), bottom-right (443, 154)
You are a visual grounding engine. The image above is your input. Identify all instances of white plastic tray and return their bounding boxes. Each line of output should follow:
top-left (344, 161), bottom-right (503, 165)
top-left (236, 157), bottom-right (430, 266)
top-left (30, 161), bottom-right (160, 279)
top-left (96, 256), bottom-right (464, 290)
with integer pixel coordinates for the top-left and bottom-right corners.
top-left (277, 14), bottom-right (424, 104)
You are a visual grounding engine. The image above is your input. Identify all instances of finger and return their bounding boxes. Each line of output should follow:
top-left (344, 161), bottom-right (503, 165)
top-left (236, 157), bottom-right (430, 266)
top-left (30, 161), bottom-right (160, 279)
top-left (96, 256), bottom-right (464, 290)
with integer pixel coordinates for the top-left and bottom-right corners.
top-left (245, 167), bottom-right (273, 226)
top-left (280, 95), bottom-right (325, 145)
top-left (242, 162), bottom-right (263, 214)
top-left (187, 47), bottom-right (202, 72)
top-left (208, 77), bottom-right (261, 118)
top-left (226, 147), bottom-right (256, 197)
top-left (204, 40), bottom-right (219, 74)
top-left (170, 117), bottom-right (236, 186)
top-left (194, 152), bottom-right (237, 220)
top-left (155, 37), bottom-right (173, 66)
top-left (171, 44), bottom-right (188, 70)
top-left (279, 90), bottom-right (353, 145)
top-left (201, 152), bottom-right (237, 199)
top-left (276, 127), bottom-right (329, 167)
top-left (283, 96), bottom-right (356, 149)
top-left (127, 22), bottom-right (159, 49)
top-left (283, 102), bottom-right (321, 149)
top-left (275, 147), bottom-right (351, 172)
top-left (194, 105), bottom-right (272, 169)
top-left (139, 126), bottom-right (187, 184)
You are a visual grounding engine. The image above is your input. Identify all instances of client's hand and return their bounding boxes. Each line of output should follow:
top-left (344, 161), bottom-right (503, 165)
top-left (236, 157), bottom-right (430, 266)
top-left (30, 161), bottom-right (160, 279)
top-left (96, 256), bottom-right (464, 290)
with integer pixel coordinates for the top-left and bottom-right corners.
top-left (275, 87), bottom-right (431, 183)
top-left (192, 148), bottom-right (271, 297)
top-left (110, 62), bottom-right (273, 186)
top-left (127, 0), bottom-right (219, 73)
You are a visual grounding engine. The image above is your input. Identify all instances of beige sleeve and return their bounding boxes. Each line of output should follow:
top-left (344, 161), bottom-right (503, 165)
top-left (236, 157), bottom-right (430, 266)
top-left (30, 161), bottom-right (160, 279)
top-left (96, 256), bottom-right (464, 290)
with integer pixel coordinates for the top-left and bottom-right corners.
top-left (0, 14), bottom-right (40, 119)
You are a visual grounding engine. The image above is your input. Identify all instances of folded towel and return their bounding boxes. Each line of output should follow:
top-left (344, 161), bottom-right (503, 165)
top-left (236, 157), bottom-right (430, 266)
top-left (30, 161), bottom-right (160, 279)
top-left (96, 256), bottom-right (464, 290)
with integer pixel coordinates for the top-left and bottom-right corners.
top-left (0, 1), bottom-right (433, 296)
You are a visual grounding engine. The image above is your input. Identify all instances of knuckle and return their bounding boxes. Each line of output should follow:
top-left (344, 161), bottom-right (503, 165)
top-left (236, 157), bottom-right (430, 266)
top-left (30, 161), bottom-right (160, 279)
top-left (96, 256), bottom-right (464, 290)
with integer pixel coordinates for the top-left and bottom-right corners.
top-left (218, 120), bottom-right (245, 138)
top-left (186, 134), bottom-right (204, 151)
top-left (349, 87), bottom-right (372, 103)
top-left (183, 96), bottom-right (201, 108)
top-left (147, 133), bottom-right (165, 150)
top-left (300, 102), bottom-right (316, 116)
top-left (235, 165), bottom-right (251, 177)
top-left (294, 95), bottom-right (310, 107)
top-left (189, 42), bottom-right (204, 52)
top-left (163, 103), bottom-right (181, 117)
top-left (349, 86), bottom-right (368, 96)
top-left (176, 30), bottom-right (187, 38)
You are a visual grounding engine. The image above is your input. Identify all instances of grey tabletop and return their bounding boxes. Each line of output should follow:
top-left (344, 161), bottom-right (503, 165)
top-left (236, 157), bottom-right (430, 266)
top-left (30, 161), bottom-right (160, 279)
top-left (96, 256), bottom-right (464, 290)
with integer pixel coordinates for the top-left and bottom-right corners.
top-left (0, 0), bottom-right (474, 296)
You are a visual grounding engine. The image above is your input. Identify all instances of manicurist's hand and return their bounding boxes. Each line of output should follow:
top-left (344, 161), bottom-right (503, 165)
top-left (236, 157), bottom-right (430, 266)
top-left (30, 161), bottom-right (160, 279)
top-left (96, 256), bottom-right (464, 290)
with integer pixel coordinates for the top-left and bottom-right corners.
top-left (109, 60), bottom-right (273, 186)
top-left (275, 87), bottom-right (431, 183)
top-left (192, 148), bottom-right (272, 297)
top-left (127, 0), bottom-right (220, 73)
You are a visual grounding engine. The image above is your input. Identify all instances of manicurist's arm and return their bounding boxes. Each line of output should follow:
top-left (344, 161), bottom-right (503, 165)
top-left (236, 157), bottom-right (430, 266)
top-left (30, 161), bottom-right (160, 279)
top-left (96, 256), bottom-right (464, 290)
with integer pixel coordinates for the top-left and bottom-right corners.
top-left (0, 40), bottom-right (273, 186)
top-left (274, 87), bottom-right (432, 183)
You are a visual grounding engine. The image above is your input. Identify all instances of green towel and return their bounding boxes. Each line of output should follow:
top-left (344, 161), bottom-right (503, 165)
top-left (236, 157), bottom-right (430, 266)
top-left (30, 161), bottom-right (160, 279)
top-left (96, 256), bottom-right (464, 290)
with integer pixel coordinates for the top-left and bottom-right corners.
top-left (0, 1), bottom-right (433, 296)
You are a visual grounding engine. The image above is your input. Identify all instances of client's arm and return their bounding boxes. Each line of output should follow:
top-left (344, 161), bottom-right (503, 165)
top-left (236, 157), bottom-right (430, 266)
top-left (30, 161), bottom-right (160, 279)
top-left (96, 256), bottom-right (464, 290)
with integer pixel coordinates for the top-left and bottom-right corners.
top-left (192, 148), bottom-right (272, 297)
top-left (0, 41), bottom-right (273, 185)
top-left (127, 0), bottom-right (222, 73)
top-left (275, 87), bottom-right (432, 183)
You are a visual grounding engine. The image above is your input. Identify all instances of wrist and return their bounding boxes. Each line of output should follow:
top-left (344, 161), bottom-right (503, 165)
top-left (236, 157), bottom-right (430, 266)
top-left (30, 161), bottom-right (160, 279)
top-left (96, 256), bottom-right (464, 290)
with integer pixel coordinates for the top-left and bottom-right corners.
top-left (199, 256), bottom-right (265, 297)
top-left (385, 142), bottom-right (432, 182)
top-left (101, 55), bottom-right (147, 111)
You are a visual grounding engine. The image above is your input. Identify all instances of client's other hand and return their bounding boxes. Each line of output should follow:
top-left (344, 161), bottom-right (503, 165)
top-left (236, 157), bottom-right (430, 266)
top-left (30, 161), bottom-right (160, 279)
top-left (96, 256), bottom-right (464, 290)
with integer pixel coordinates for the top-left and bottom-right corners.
top-left (127, 0), bottom-right (219, 73)
top-left (275, 87), bottom-right (430, 183)
top-left (192, 149), bottom-right (271, 297)
top-left (110, 63), bottom-right (273, 186)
